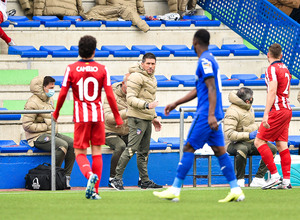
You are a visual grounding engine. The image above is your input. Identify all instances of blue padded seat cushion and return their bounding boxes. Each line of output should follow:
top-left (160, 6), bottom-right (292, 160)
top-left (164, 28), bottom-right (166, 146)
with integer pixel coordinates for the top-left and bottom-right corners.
top-left (101, 45), bottom-right (140, 57)
top-left (70, 46), bottom-right (109, 57)
top-left (110, 75), bottom-right (124, 82)
top-left (155, 106), bottom-right (188, 119)
top-left (102, 21), bottom-right (132, 27)
top-left (221, 44), bottom-right (260, 56)
top-left (182, 15), bottom-right (209, 20)
top-left (8, 46), bottom-right (48, 58)
top-left (170, 75), bottom-right (195, 84)
top-left (13, 21), bottom-right (41, 27)
top-left (75, 21), bottom-right (102, 27)
top-left (131, 45), bottom-right (170, 57)
top-left (32, 16), bottom-right (60, 24)
top-left (208, 45), bottom-right (230, 56)
top-left (150, 139), bottom-right (168, 150)
top-left (193, 20), bottom-right (221, 26)
top-left (157, 137), bottom-right (180, 149)
top-left (162, 20), bottom-right (191, 26)
top-left (8, 16), bottom-right (29, 22)
top-left (0, 108), bottom-right (21, 120)
top-left (231, 74), bottom-right (258, 83)
top-left (52, 76), bottom-right (64, 87)
top-left (145, 21), bottom-right (162, 27)
top-left (63, 16), bottom-right (84, 24)
top-left (243, 79), bottom-right (266, 86)
top-left (40, 46), bottom-right (78, 57)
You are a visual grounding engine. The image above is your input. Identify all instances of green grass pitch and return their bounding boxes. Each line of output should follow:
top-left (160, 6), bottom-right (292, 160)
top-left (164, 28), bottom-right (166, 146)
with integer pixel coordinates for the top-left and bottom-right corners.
top-left (0, 187), bottom-right (299, 220)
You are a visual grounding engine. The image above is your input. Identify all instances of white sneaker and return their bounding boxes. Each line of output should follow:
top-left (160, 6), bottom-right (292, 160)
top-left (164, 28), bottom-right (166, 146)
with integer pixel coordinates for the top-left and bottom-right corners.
top-left (250, 177), bottom-right (266, 187)
top-left (261, 176), bottom-right (282, 190)
top-left (237, 179), bottom-right (245, 188)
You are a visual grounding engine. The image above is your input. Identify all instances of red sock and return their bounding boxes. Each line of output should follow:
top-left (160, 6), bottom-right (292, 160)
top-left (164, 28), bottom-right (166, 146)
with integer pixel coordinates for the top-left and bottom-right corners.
top-left (280, 149), bottom-right (291, 179)
top-left (257, 144), bottom-right (278, 174)
top-left (76, 154), bottom-right (92, 179)
top-left (0, 27), bottom-right (11, 44)
top-left (92, 155), bottom-right (103, 194)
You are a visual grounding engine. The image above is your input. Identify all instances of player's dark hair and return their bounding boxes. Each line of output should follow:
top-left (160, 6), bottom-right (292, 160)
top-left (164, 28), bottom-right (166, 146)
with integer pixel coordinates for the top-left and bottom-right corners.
top-left (193, 29), bottom-right (210, 47)
top-left (142, 53), bottom-right (156, 63)
top-left (43, 76), bottom-right (55, 87)
top-left (269, 43), bottom-right (282, 59)
top-left (237, 87), bottom-right (253, 103)
top-left (78, 35), bottom-right (97, 58)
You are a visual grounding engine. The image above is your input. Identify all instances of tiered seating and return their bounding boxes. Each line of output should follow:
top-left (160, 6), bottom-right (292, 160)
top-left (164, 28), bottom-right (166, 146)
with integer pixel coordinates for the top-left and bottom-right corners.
top-left (221, 44), bottom-right (260, 56)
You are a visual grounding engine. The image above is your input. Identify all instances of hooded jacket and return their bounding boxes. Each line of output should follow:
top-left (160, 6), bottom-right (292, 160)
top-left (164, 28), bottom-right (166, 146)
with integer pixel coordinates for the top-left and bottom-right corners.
top-left (22, 76), bottom-right (58, 147)
top-left (126, 63), bottom-right (157, 121)
top-left (223, 91), bottom-right (258, 149)
top-left (268, 0), bottom-right (300, 16)
top-left (103, 82), bottom-right (129, 135)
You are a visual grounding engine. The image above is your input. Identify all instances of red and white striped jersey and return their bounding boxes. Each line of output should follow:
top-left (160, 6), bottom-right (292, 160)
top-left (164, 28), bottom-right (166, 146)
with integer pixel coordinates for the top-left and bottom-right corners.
top-left (0, 0), bottom-right (7, 22)
top-left (54, 59), bottom-right (122, 124)
top-left (265, 61), bottom-right (291, 111)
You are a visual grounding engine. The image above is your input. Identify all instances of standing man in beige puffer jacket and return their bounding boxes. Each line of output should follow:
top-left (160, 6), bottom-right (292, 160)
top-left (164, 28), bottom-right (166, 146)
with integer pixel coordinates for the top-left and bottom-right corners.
top-left (224, 87), bottom-right (277, 188)
top-left (22, 76), bottom-right (75, 188)
top-left (110, 53), bottom-right (163, 190)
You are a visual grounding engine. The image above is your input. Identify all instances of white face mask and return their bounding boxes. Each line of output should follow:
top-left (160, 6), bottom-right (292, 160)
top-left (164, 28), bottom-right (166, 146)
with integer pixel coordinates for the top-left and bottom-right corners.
top-left (46, 89), bottom-right (55, 97)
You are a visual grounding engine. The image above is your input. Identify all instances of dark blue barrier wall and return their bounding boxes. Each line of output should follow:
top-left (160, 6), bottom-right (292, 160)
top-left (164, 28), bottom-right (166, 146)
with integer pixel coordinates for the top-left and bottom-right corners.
top-left (0, 152), bottom-right (261, 189)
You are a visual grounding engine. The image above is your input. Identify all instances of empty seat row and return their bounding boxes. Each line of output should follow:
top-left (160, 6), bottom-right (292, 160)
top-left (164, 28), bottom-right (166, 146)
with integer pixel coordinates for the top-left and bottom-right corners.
top-left (8, 44), bottom-right (259, 58)
top-left (2, 15), bottom-right (220, 28)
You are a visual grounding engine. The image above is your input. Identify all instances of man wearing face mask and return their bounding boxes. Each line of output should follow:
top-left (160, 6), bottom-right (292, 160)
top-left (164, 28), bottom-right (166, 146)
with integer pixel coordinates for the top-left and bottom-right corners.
top-left (224, 87), bottom-right (277, 187)
top-left (22, 76), bottom-right (75, 188)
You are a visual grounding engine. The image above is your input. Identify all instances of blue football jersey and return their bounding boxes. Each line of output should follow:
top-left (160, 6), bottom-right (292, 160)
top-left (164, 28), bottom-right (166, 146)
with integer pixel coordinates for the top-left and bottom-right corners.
top-left (195, 50), bottom-right (224, 119)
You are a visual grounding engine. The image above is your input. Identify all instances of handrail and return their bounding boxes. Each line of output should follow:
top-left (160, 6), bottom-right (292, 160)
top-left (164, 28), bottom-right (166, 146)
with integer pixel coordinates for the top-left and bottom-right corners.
top-left (179, 106), bottom-right (300, 159)
top-left (0, 109), bottom-right (56, 191)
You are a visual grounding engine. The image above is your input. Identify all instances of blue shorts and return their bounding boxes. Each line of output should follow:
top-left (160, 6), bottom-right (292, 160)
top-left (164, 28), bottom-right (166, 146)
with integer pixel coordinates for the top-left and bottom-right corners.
top-left (186, 115), bottom-right (225, 150)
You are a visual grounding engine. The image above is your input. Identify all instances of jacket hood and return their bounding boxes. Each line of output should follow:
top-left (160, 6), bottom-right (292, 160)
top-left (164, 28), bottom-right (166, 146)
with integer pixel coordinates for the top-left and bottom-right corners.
top-left (30, 76), bottom-right (49, 102)
top-left (128, 62), bottom-right (155, 77)
top-left (228, 90), bottom-right (252, 110)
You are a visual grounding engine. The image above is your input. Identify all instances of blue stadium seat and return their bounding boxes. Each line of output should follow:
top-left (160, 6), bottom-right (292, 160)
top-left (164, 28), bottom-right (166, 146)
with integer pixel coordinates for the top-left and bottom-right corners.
top-left (70, 46), bottom-right (109, 57)
top-left (102, 20), bottom-right (132, 27)
top-left (32, 16), bottom-right (60, 24)
top-left (150, 139), bottom-right (168, 150)
top-left (19, 140), bottom-right (46, 153)
top-left (155, 75), bottom-right (179, 87)
top-left (101, 45), bottom-right (140, 57)
top-left (182, 15), bottom-right (209, 20)
top-left (221, 74), bottom-right (241, 86)
top-left (8, 16), bottom-right (29, 22)
top-left (0, 140), bottom-right (16, 146)
top-left (75, 20), bottom-right (102, 27)
top-left (288, 136), bottom-right (300, 148)
top-left (157, 137), bottom-right (181, 149)
top-left (231, 74), bottom-right (265, 86)
top-left (110, 75), bottom-right (124, 82)
top-left (261, 73), bottom-right (299, 85)
top-left (0, 108), bottom-right (21, 120)
top-left (179, 106), bottom-right (197, 118)
top-left (208, 45), bottom-right (230, 56)
top-left (221, 44), bottom-right (260, 56)
top-left (39, 46), bottom-right (78, 57)
top-left (252, 105), bottom-right (265, 117)
top-left (0, 21), bottom-right (9, 27)
top-left (8, 46), bottom-right (48, 58)
top-left (155, 106), bottom-right (188, 119)
top-left (162, 20), bottom-right (191, 27)
top-left (171, 75), bottom-right (196, 87)
top-left (161, 45), bottom-right (196, 57)
top-left (145, 21), bottom-right (162, 27)
top-left (51, 76), bottom-right (64, 87)
top-left (193, 20), bottom-right (221, 26)
top-left (8, 16), bottom-right (41, 27)
top-left (63, 16), bottom-right (84, 24)
top-left (131, 45), bottom-right (170, 57)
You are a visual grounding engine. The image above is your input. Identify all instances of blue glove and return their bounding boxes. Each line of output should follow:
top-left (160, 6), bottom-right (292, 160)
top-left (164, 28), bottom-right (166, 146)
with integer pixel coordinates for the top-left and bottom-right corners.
top-left (249, 130), bottom-right (258, 140)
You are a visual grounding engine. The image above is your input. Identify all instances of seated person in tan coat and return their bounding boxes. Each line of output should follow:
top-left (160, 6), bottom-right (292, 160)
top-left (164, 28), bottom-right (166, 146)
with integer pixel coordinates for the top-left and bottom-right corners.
top-left (224, 87), bottom-right (277, 187)
top-left (268, 0), bottom-right (300, 23)
top-left (22, 76), bottom-right (75, 188)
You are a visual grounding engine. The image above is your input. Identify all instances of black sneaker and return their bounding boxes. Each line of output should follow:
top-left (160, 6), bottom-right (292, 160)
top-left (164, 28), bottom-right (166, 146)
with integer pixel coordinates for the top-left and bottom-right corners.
top-left (110, 178), bottom-right (124, 191)
top-left (108, 179), bottom-right (113, 188)
top-left (141, 180), bottom-right (163, 189)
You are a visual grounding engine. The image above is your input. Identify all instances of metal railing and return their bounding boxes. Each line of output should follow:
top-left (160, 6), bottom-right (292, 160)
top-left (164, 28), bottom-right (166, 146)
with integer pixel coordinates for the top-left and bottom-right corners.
top-left (179, 107), bottom-right (300, 159)
top-left (0, 110), bottom-right (56, 191)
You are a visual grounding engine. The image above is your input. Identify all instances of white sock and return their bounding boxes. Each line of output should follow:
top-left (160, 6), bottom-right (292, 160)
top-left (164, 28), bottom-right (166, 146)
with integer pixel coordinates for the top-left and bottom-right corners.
top-left (271, 172), bottom-right (280, 179)
top-left (283, 179), bottom-right (290, 185)
top-left (170, 186), bottom-right (181, 196)
top-left (231, 187), bottom-right (242, 194)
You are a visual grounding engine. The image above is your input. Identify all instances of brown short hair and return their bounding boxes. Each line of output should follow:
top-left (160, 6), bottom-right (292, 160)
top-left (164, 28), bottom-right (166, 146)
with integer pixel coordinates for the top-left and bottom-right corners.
top-left (269, 43), bottom-right (282, 59)
top-left (79, 35), bottom-right (96, 58)
top-left (142, 53), bottom-right (156, 63)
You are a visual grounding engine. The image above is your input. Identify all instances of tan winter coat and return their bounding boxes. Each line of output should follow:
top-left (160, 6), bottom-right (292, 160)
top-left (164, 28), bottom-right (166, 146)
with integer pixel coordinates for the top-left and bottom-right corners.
top-left (18, 0), bottom-right (84, 16)
top-left (168, 0), bottom-right (197, 13)
top-left (223, 91), bottom-right (258, 149)
top-left (84, 5), bottom-right (149, 32)
top-left (268, 0), bottom-right (300, 16)
top-left (104, 0), bottom-right (145, 15)
top-left (103, 82), bottom-right (129, 136)
top-left (126, 63), bottom-right (157, 121)
top-left (22, 76), bottom-right (58, 147)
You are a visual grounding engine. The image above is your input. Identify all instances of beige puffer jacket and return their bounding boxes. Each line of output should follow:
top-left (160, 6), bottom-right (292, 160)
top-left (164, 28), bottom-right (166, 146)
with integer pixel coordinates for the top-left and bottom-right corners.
top-left (105, 0), bottom-right (145, 15)
top-left (84, 5), bottom-right (149, 32)
top-left (268, 0), bottom-right (300, 16)
top-left (18, 0), bottom-right (84, 16)
top-left (223, 91), bottom-right (258, 149)
top-left (103, 82), bottom-right (129, 136)
top-left (168, 0), bottom-right (197, 13)
top-left (126, 63), bottom-right (157, 121)
top-left (22, 76), bottom-right (58, 147)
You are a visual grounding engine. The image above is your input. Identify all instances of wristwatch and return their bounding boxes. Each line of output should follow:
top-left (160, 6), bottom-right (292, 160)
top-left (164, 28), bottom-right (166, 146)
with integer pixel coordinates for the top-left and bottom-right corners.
top-left (145, 103), bottom-right (149, 109)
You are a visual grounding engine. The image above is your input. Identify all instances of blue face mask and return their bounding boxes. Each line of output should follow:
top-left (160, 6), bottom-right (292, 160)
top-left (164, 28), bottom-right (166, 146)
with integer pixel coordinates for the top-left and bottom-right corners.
top-left (46, 89), bottom-right (55, 97)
